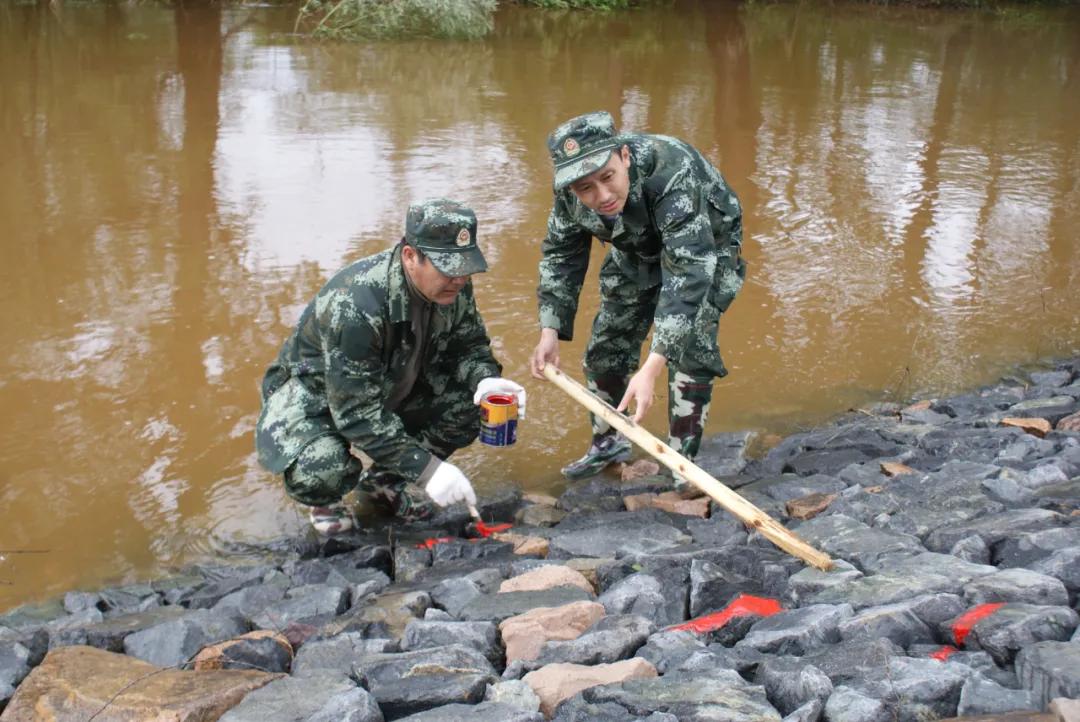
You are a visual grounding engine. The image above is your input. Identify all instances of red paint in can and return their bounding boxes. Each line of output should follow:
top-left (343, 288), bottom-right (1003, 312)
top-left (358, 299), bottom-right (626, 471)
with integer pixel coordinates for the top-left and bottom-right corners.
top-left (480, 393), bottom-right (517, 447)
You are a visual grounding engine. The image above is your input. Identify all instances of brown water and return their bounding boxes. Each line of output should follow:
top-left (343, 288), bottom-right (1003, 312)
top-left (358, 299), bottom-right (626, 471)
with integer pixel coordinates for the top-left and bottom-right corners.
top-left (1, 0), bottom-right (1078, 611)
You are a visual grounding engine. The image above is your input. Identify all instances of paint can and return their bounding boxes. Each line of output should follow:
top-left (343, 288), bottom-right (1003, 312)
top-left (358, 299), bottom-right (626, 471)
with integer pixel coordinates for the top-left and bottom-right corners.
top-left (479, 393), bottom-right (518, 447)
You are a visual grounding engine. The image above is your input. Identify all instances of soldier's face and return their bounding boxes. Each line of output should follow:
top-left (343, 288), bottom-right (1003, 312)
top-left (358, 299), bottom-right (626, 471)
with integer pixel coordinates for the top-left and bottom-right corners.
top-left (402, 245), bottom-right (469, 305)
top-left (569, 145), bottom-right (631, 216)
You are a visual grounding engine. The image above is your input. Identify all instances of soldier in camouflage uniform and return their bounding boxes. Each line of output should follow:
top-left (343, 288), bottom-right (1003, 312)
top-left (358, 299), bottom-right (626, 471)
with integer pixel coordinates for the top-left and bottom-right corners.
top-left (257, 199), bottom-right (526, 534)
top-left (530, 111), bottom-right (745, 480)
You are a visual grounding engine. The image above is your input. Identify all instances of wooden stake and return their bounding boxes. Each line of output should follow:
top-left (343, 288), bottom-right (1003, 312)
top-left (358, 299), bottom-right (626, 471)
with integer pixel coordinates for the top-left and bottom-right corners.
top-left (542, 365), bottom-right (834, 571)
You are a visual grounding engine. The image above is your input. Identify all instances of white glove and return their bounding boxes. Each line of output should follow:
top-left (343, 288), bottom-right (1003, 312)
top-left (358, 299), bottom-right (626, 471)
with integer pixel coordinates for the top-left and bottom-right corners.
top-left (424, 461), bottom-right (477, 508)
top-left (473, 377), bottom-right (527, 420)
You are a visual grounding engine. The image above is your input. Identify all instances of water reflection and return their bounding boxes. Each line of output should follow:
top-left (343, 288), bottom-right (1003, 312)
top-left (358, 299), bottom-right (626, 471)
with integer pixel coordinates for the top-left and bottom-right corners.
top-left (0, 0), bottom-right (1078, 609)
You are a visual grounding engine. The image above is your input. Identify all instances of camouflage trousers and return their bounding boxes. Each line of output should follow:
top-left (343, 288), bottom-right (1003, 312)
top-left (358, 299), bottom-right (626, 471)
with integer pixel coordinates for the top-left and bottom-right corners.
top-left (283, 382), bottom-right (481, 508)
top-left (583, 257), bottom-right (732, 460)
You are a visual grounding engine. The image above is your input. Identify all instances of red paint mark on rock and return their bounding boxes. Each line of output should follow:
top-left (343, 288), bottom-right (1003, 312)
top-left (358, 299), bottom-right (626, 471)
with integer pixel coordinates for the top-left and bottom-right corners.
top-left (474, 521), bottom-right (513, 538)
top-left (417, 536), bottom-right (454, 550)
top-left (952, 603), bottom-right (1005, 646)
top-left (929, 645), bottom-right (958, 661)
top-left (668, 594), bottom-right (783, 634)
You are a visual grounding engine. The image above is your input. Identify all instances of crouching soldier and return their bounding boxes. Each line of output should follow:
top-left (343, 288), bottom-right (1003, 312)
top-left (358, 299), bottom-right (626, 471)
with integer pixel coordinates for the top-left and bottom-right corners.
top-left (530, 111), bottom-right (745, 481)
top-left (257, 199), bottom-right (526, 534)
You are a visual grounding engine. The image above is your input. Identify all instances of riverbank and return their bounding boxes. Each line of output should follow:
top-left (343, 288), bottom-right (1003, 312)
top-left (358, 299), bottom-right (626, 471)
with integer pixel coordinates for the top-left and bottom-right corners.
top-left (1, 358), bottom-right (1079, 719)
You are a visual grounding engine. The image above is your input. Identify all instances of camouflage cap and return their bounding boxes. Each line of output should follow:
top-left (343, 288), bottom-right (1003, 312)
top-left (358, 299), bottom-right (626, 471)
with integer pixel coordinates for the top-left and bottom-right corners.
top-left (404, 198), bottom-right (488, 277)
top-left (547, 111), bottom-right (619, 191)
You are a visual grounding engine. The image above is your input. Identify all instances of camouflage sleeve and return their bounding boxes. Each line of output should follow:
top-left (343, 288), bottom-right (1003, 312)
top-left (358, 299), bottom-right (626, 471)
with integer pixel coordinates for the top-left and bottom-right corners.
top-left (651, 183), bottom-right (718, 366)
top-left (537, 194), bottom-right (592, 341)
top-left (447, 283), bottom-right (503, 390)
top-left (323, 317), bottom-right (433, 482)
top-left (710, 183), bottom-right (744, 315)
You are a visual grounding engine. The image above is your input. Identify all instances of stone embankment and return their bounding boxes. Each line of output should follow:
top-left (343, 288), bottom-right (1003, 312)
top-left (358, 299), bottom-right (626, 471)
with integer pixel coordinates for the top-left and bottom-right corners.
top-left (3, 359), bottom-right (1080, 721)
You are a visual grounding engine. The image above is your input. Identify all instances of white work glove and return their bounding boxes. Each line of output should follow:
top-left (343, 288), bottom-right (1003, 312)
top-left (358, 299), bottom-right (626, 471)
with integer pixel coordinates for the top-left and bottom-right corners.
top-left (473, 377), bottom-right (527, 420)
top-left (424, 461), bottom-right (477, 508)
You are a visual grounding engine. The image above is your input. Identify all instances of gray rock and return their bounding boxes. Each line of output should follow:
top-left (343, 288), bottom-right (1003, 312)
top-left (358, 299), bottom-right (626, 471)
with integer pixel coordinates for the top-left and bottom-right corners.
top-left (685, 515), bottom-right (748, 547)
top-left (43, 608), bottom-right (104, 649)
top-left (75, 606), bottom-right (190, 652)
top-left (551, 698), bottom-right (676, 721)
top-left (353, 644), bottom-right (497, 718)
top-left (755, 657), bottom-right (833, 715)
top-left (837, 602), bottom-right (934, 648)
top-left (581, 671), bottom-right (782, 721)
top-left (792, 515), bottom-right (924, 572)
top-left (394, 545), bottom-right (432, 583)
top-left (484, 679), bottom-right (541, 713)
top-left (634, 631), bottom-right (707, 674)
top-left (430, 577), bottom-right (484, 618)
top-left (63, 592), bottom-right (102, 615)
top-left (751, 474), bottom-right (846, 503)
top-left (837, 462), bottom-right (887, 488)
top-left (528, 614), bottom-right (654, 669)
top-left (963, 568), bottom-right (1070, 606)
top-left (431, 539), bottom-right (515, 565)
top-left (858, 657), bottom-right (967, 720)
top-left (949, 535), bottom-right (991, 565)
top-left (402, 620), bottom-right (500, 664)
top-left (123, 609), bottom-right (248, 668)
top-left (598, 574), bottom-right (674, 626)
top-left (1030, 370), bottom-right (1073, 387)
top-left (211, 583), bottom-right (288, 624)
top-left (291, 633), bottom-right (396, 677)
top-left (781, 699), bottom-right (822, 722)
top-left (956, 673), bottom-right (1039, 716)
top-left (219, 674), bottom-right (382, 722)
top-left (251, 585), bottom-right (349, 629)
top-left (1015, 640), bottom-right (1080, 707)
top-left (800, 638), bottom-right (905, 685)
top-left (738, 605), bottom-right (853, 655)
top-left (807, 555), bottom-right (993, 611)
top-left (926, 509), bottom-right (1067, 552)
top-left (454, 587), bottom-right (593, 623)
top-left (963, 603), bottom-right (1079, 665)
top-left (548, 519), bottom-right (691, 559)
top-left (177, 566), bottom-right (267, 609)
top-left (786, 560), bottom-right (862, 606)
top-left (1006, 396), bottom-right (1078, 424)
top-left (982, 475), bottom-right (1036, 505)
top-left (822, 685), bottom-right (887, 722)
top-left (689, 560), bottom-right (762, 618)
top-left (0, 641), bottom-right (31, 704)
top-left (695, 430), bottom-right (755, 478)
top-left (1015, 464), bottom-right (1071, 490)
top-left (995, 526), bottom-right (1080, 567)
top-left (395, 702), bottom-right (542, 722)
top-left (1030, 547), bottom-right (1080, 592)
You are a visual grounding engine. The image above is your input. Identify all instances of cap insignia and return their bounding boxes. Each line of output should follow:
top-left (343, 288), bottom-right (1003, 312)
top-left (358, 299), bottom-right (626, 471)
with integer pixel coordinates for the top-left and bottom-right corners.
top-left (563, 137), bottom-right (580, 157)
top-left (456, 228), bottom-right (471, 247)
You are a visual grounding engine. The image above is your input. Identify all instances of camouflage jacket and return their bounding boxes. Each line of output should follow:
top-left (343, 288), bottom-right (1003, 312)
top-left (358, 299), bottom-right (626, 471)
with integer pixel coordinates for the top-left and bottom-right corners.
top-left (537, 133), bottom-right (744, 365)
top-left (256, 246), bottom-right (501, 480)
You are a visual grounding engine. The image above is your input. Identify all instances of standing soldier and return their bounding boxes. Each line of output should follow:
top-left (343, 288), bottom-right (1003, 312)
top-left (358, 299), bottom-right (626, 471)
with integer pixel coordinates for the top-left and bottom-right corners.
top-left (530, 111), bottom-right (745, 481)
top-left (258, 199), bottom-right (526, 534)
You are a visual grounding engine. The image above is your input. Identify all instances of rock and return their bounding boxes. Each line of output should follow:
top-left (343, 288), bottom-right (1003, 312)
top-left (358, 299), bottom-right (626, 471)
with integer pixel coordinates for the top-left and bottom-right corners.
top-left (633, 631), bottom-right (707, 674)
top-left (1, 645), bottom-right (279, 721)
top-left (880, 461), bottom-right (917, 476)
top-left (755, 657), bottom-right (833, 716)
top-left (211, 583), bottom-right (289, 625)
top-left (218, 674), bottom-right (382, 722)
top-left (250, 585), bottom-right (349, 630)
top-left (290, 633), bottom-right (395, 677)
top-left (64, 606), bottom-right (189, 653)
top-left (950, 535), bottom-right (992, 565)
top-left (402, 619), bottom-right (500, 664)
top-left (516, 505), bottom-right (567, 527)
top-left (810, 553), bottom-right (995, 610)
top-left (738, 604), bottom-right (853, 655)
top-left (995, 527), bottom-right (1080, 568)
top-left (963, 568), bottom-right (1070, 606)
top-left (1058, 410), bottom-right (1080, 431)
top-left (1031, 547), bottom-right (1080, 593)
top-left (522, 658), bottom-right (659, 718)
top-left (624, 492), bottom-right (710, 518)
top-left (455, 587), bottom-right (594, 623)
top-left (499, 566), bottom-right (594, 595)
top-left (823, 685), bottom-right (888, 722)
top-left (1050, 698), bottom-right (1080, 722)
top-left (793, 514), bottom-right (924, 572)
top-left (963, 604), bottom-right (1079, 665)
top-left (785, 493), bottom-right (837, 520)
top-left (0, 641), bottom-right (31, 705)
top-left (781, 699), bottom-right (823, 722)
top-left (800, 638), bottom-right (906, 685)
top-left (1002, 418), bottom-right (1054, 438)
top-left (621, 459), bottom-right (661, 481)
top-left (123, 609), bottom-right (248, 669)
top-left (688, 559), bottom-right (762, 618)
top-left (837, 601), bottom-right (935, 648)
top-left (579, 669), bottom-right (781, 721)
top-left (499, 601), bottom-right (606, 664)
top-left (484, 679), bottom-right (542, 713)
top-left (191, 630), bottom-right (293, 673)
top-left (695, 430), bottom-right (755, 478)
top-left (1007, 396), bottom-right (1079, 425)
top-left (527, 614), bottom-right (654, 669)
top-left (492, 533), bottom-right (550, 557)
top-left (551, 697), bottom-right (677, 721)
top-left (956, 673), bottom-right (1040, 716)
top-left (598, 573), bottom-right (674, 627)
top-left (394, 702), bottom-right (543, 721)
top-left (1015, 641), bottom-right (1080, 707)
top-left (547, 515), bottom-right (691, 559)
top-left (353, 644), bottom-right (497, 719)
top-left (786, 560), bottom-right (863, 606)
top-left (430, 578), bottom-right (483, 618)
top-left (858, 656), bottom-right (968, 720)
top-left (394, 545), bottom-right (433, 583)
top-left (327, 590), bottom-right (430, 641)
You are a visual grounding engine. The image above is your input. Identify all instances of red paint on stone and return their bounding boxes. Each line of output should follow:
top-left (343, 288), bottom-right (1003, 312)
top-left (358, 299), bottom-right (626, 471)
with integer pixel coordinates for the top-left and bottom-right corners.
top-left (417, 536), bottom-right (454, 550)
top-left (668, 594), bottom-right (783, 634)
top-left (952, 603), bottom-right (1005, 646)
top-left (474, 521), bottom-right (513, 537)
top-left (929, 645), bottom-right (958, 661)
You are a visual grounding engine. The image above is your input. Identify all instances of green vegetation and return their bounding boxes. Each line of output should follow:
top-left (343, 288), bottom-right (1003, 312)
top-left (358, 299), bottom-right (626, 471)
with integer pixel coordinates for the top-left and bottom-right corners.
top-left (295, 0), bottom-right (497, 40)
top-left (517, 0), bottom-right (642, 9)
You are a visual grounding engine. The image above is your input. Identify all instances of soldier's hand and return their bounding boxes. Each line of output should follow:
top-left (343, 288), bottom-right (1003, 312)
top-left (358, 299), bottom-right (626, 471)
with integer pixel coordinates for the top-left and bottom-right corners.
top-left (474, 377), bottom-right (528, 419)
top-left (617, 353), bottom-right (667, 423)
top-left (424, 461), bottom-right (477, 508)
top-left (530, 328), bottom-right (560, 380)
